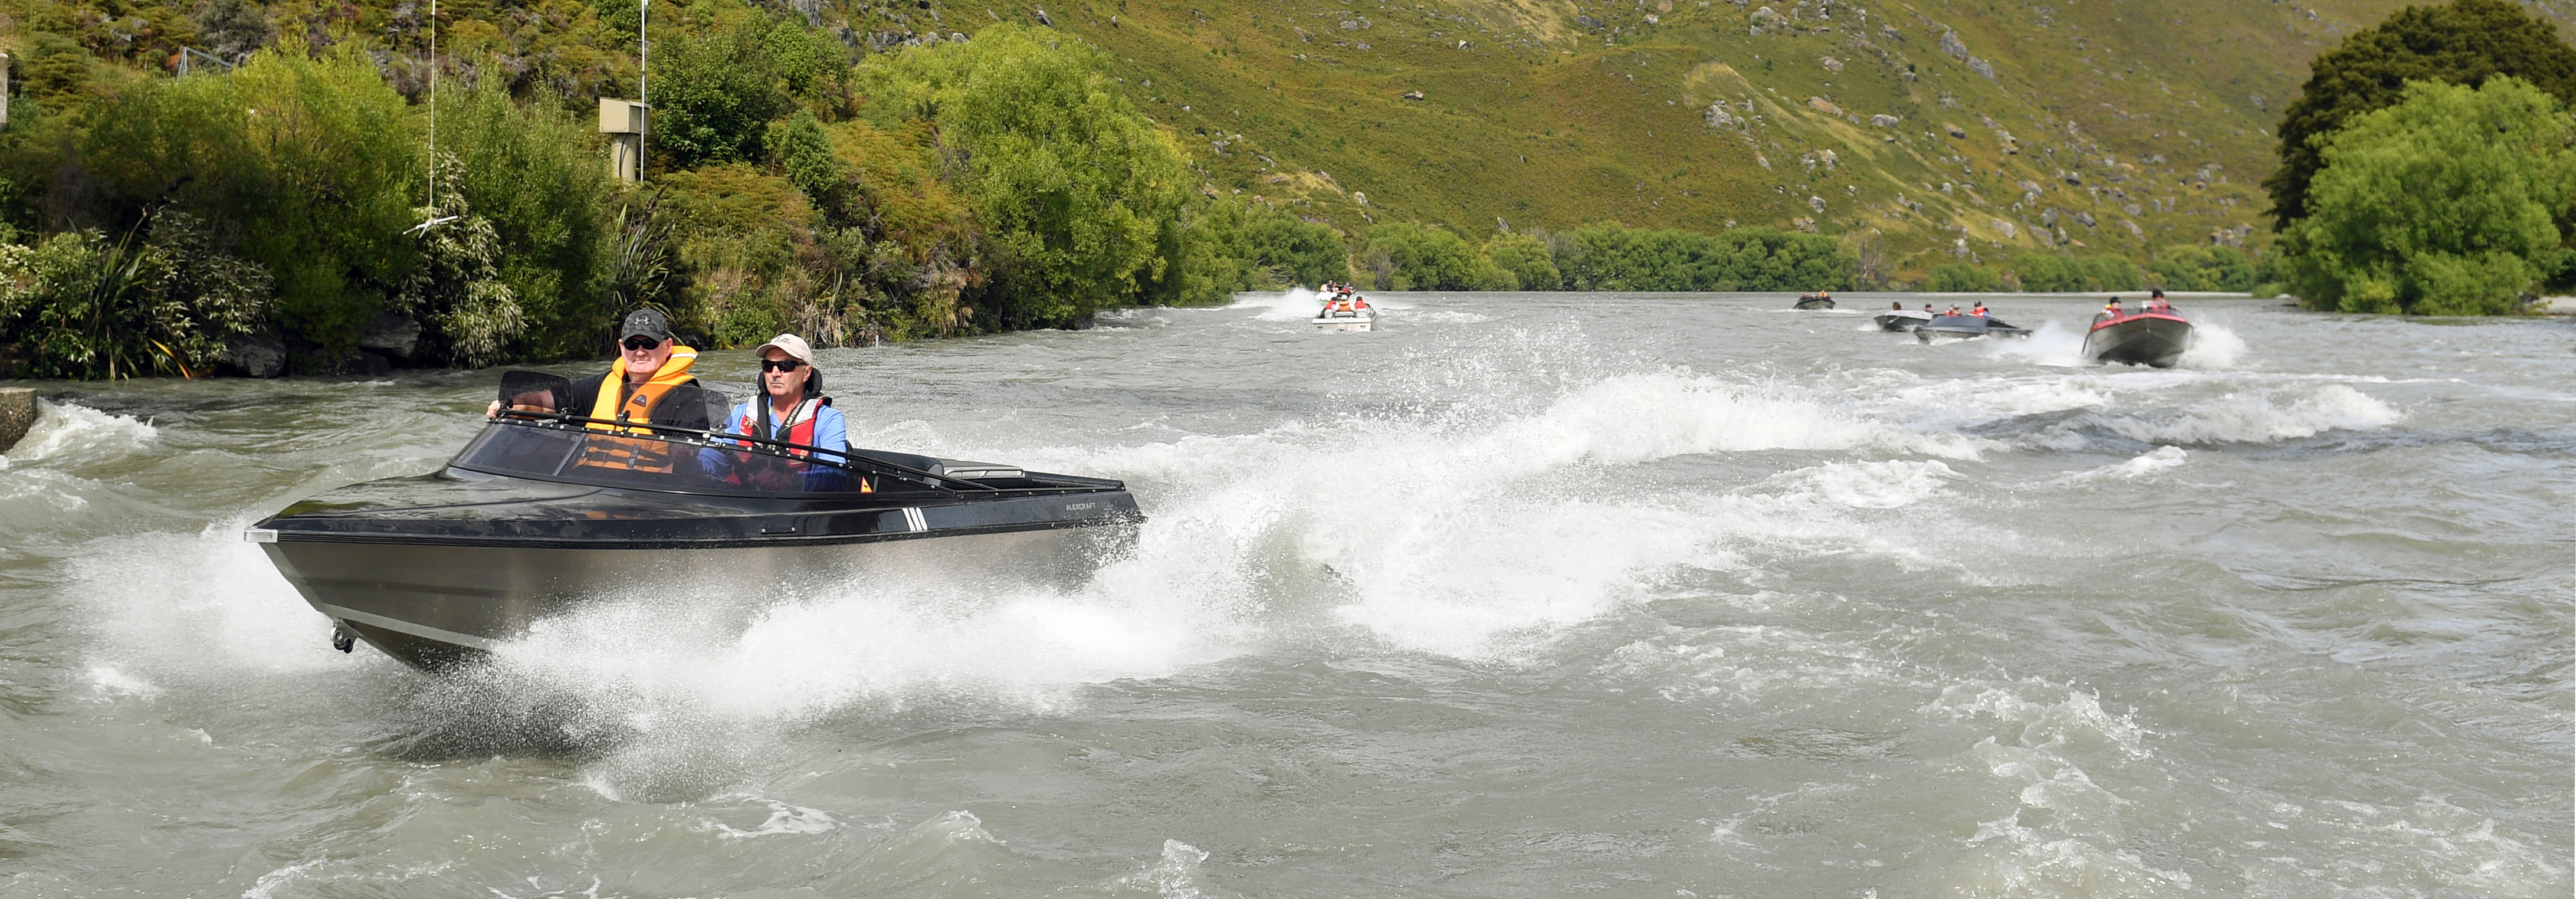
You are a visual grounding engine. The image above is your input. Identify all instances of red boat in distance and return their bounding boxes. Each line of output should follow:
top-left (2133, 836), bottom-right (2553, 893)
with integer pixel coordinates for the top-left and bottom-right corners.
top-left (2083, 303), bottom-right (2195, 368)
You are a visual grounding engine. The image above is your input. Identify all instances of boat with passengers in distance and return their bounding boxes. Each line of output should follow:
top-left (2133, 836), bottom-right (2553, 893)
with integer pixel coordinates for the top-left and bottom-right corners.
top-left (1915, 313), bottom-right (2032, 342)
top-left (245, 373), bottom-right (1140, 670)
top-left (1875, 307), bottom-right (1934, 331)
top-left (2084, 303), bottom-right (2195, 368)
top-left (1794, 291), bottom-right (1836, 310)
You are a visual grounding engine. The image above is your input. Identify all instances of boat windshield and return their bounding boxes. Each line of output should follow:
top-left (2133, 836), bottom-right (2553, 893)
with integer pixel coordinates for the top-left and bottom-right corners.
top-left (457, 377), bottom-right (892, 496)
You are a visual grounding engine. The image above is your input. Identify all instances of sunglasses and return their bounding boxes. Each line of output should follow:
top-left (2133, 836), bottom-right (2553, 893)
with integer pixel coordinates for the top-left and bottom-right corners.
top-left (621, 335), bottom-right (664, 352)
top-left (760, 359), bottom-right (806, 373)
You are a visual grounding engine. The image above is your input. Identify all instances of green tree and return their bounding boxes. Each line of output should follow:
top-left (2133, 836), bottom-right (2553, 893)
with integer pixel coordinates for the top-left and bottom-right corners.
top-left (2147, 245), bottom-right (2257, 292)
top-left (434, 80), bottom-right (617, 360)
top-left (862, 25), bottom-right (1193, 329)
top-left (1554, 224), bottom-right (1850, 291)
top-left (2279, 77), bottom-right (2575, 314)
top-left (1363, 222), bottom-right (1501, 290)
top-left (79, 38), bottom-right (419, 364)
top-left (1241, 207), bottom-right (1348, 288)
top-left (1929, 263), bottom-right (2001, 292)
top-left (651, 15), bottom-right (790, 166)
top-left (1482, 232), bottom-right (1560, 290)
top-left (2263, 0), bottom-right (2576, 229)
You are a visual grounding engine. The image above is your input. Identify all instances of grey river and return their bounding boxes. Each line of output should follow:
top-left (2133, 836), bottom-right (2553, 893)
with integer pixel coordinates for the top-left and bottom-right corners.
top-left (1, 292), bottom-right (2568, 897)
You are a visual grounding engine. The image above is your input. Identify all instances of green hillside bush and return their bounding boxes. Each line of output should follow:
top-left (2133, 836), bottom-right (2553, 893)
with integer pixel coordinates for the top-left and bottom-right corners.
top-left (2009, 253), bottom-right (2142, 293)
top-left (1482, 232), bottom-right (1561, 291)
top-left (1363, 222), bottom-right (1502, 290)
top-left (2148, 246), bottom-right (2259, 293)
top-left (2279, 77), bottom-right (2575, 314)
top-left (1556, 224), bottom-right (1851, 292)
top-left (2265, 0), bottom-right (2576, 228)
top-left (78, 38), bottom-right (419, 366)
top-left (862, 25), bottom-right (1194, 329)
top-left (1928, 264), bottom-right (2002, 293)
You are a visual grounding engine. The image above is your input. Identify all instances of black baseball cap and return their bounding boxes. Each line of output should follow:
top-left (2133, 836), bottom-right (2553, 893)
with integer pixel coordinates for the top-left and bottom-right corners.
top-left (619, 309), bottom-right (674, 343)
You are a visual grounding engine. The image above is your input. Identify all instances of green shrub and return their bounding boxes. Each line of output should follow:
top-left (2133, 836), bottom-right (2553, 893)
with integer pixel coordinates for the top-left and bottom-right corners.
top-left (2007, 252), bottom-right (2140, 292)
top-left (1363, 222), bottom-right (1500, 290)
top-left (0, 214), bottom-right (270, 379)
top-left (1556, 224), bottom-right (1850, 291)
top-left (861, 25), bottom-right (1194, 329)
top-left (1928, 263), bottom-right (2003, 292)
top-left (2147, 245), bottom-right (2258, 292)
top-left (80, 37), bottom-right (419, 365)
top-left (434, 81), bottom-right (617, 360)
top-left (1482, 232), bottom-right (1560, 290)
top-left (652, 14), bottom-right (792, 166)
top-left (2280, 77), bottom-right (2575, 314)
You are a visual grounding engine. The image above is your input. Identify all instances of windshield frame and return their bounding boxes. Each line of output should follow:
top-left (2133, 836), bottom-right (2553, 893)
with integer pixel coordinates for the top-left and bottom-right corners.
top-left (449, 411), bottom-right (1005, 500)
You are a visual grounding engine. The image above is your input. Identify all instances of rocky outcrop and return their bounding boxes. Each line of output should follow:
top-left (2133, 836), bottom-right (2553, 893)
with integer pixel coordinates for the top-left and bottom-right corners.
top-left (359, 313), bottom-right (421, 360)
top-left (1938, 28), bottom-right (1967, 61)
top-left (222, 336), bottom-right (286, 378)
top-left (0, 388), bottom-right (35, 455)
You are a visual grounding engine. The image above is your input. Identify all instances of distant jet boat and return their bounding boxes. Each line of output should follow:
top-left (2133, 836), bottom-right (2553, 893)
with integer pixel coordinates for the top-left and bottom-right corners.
top-left (1875, 309), bottom-right (1934, 331)
top-left (1312, 306), bottom-right (1374, 332)
top-left (1915, 314), bottom-right (2032, 342)
top-left (1794, 292), bottom-right (1835, 309)
top-left (2084, 305), bottom-right (2194, 367)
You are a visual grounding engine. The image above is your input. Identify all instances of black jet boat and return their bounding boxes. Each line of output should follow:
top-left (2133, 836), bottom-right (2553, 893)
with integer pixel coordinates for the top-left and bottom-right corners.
top-left (1915, 314), bottom-right (2032, 342)
top-left (1794, 292), bottom-right (1836, 310)
top-left (1875, 309), bottom-right (1934, 331)
top-left (2083, 308), bottom-right (2194, 367)
top-left (246, 375), bottom-right (1140, 670)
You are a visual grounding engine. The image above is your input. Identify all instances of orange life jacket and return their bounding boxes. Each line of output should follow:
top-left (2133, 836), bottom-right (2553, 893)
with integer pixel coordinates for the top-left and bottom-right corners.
top-left (575, 346), bottom-right (700, 472)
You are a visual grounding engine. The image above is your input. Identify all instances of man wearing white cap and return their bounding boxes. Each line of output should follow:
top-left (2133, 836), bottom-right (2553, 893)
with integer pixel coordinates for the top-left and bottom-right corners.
top-left (707, 333), bottom-right (852, 491)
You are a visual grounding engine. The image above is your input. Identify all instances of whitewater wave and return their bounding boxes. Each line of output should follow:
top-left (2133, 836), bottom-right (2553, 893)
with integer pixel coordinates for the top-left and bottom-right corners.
top-left (2, 399), bottom-right (159, 467)
top-left (2102, 383), bottom-right (2400, 445)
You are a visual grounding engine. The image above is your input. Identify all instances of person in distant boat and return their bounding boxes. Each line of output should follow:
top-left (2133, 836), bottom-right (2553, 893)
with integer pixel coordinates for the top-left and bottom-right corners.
top-left (2147, 288), bottom-right (2171, 313)
top-left (1970, 302), bottom-right (1989, 317)
top-left (1922, 303), bottom-right (1935, 313)
top-left (703, 333), bottom-right (853, 493)
top-left (2097, 297), bottom-right (2123, 323)
top-left (1945, 304), bottom-right (1964, 316)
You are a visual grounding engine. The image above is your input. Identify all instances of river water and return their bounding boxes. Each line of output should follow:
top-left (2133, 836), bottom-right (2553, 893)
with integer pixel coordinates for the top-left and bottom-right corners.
top-left (1, 292), bottom-right (2568, 897)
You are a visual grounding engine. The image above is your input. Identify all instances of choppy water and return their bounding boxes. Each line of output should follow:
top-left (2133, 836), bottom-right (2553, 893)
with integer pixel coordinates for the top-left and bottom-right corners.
top-left (2, 291), bottom-right (2569, 898)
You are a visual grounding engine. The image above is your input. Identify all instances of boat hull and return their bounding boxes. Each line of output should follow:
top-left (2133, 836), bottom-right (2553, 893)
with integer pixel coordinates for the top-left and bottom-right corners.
top-left (1312, 314), bottom-right (1373, 332)
top-left (1875, 312), bottom-right (1933, 331)
top-left (262, 524), bottom-right (1125, 669)
top-left (2083, 314), bottom-right (2194, 367)
top-left (1793, 297), bottom-right (1835, 310)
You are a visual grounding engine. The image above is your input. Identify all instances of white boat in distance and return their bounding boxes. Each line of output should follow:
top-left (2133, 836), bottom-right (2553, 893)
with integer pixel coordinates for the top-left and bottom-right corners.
top-left (1313, 307), bottom-right (1375, 332)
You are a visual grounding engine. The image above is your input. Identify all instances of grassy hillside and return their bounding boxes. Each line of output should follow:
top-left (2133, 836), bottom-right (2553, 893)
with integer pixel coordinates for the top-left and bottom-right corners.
top-left (4, 0), bottom-right (2568, 286)
top-left (1028, 0), bottom-right (2567, 279)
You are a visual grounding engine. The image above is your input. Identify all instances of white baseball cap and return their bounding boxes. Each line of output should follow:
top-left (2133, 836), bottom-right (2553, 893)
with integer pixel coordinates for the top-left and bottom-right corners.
top-left (753, 333), bottom-right (814, 365)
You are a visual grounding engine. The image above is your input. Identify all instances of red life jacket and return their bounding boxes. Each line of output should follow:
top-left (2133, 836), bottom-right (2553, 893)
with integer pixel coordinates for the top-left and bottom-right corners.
top-left (728, 399), bottom-right (870, 493)
top-left (736, 401), bottom-right (818, 456)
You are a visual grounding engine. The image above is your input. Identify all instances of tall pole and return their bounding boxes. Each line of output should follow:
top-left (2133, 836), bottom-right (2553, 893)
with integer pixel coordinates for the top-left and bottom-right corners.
top-left (638, 0), bottom-right (649, 182)
top-left (428, 0), bottom-right (438, 211)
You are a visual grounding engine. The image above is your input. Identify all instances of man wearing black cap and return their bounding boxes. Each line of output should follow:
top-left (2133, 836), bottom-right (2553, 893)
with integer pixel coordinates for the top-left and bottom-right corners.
top-left (486, 309), bottom-right (702, 426)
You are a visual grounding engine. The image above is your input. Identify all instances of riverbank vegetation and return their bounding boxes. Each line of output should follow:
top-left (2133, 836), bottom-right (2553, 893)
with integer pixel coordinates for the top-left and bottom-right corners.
top-left (2263, 0), bottom-right (2576, 314)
